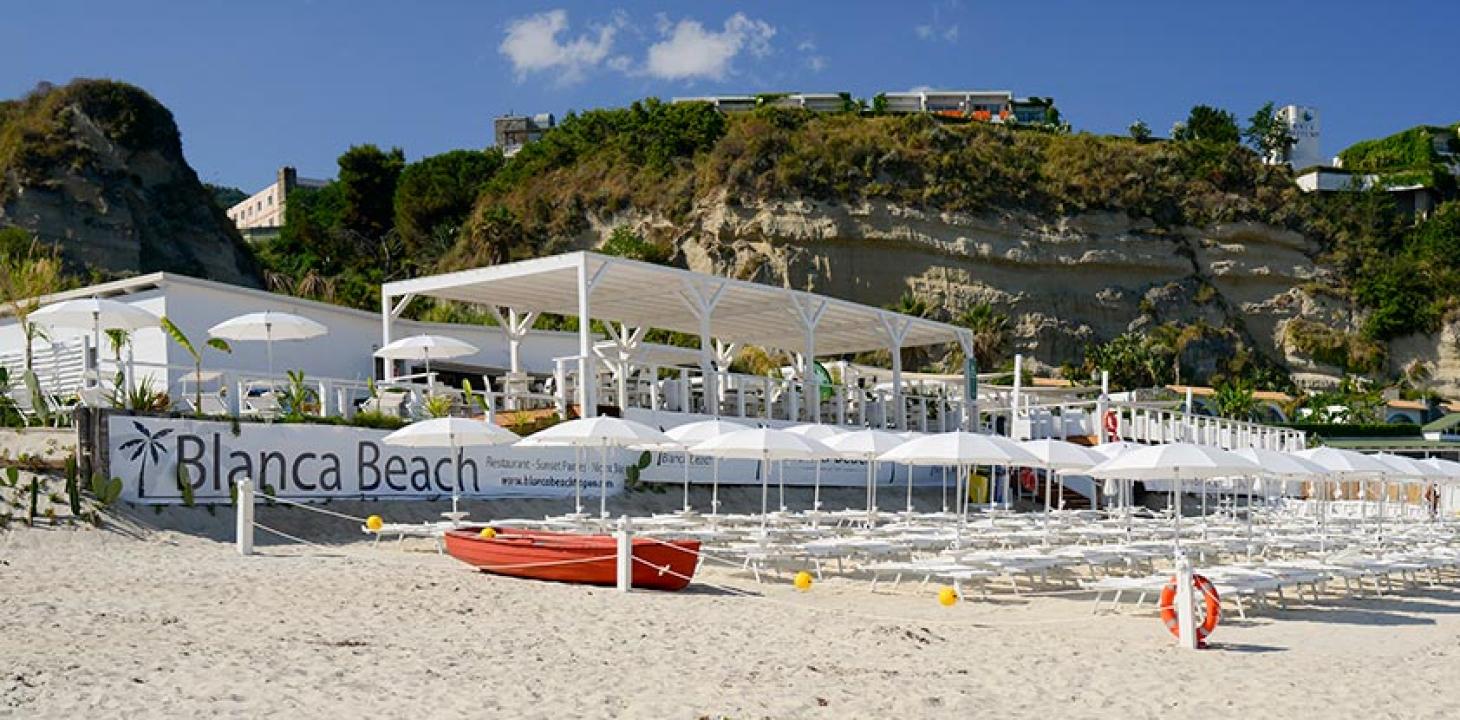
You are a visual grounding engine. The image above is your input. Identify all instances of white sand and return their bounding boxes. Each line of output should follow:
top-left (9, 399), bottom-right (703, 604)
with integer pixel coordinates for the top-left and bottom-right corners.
top-left (4, 504), bottom-right (1460, 719)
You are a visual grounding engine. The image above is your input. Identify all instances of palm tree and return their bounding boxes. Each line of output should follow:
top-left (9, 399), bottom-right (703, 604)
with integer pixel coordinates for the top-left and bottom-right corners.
top-left (886, 292), bottom-right (932, 370)
top-left (1211, 379), bottom-right (1258, 421)
top-left (951, 302), bottom-right (1010, 371)
top-left (159, 316), bottom-right (232, 414)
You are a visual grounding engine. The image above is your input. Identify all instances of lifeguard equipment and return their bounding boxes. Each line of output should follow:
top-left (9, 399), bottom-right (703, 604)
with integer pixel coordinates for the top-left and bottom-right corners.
top-left (1102, 410), bottom-right (1119, 440)
top-left (1158, 574), bottom-right (1220, 647)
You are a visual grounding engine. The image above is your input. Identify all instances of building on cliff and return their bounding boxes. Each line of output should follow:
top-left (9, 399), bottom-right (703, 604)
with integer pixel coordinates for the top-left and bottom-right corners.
top-left (494, 113), bottom-right (556, 157)
top-left (673, 90), bottom-right (1058, 125)
top-left (225, 166), bottom-right (328, 242)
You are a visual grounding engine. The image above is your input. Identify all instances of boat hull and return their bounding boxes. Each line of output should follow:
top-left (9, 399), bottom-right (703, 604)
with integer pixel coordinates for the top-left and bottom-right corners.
top-left (443, 528), bottom-right (701, 591)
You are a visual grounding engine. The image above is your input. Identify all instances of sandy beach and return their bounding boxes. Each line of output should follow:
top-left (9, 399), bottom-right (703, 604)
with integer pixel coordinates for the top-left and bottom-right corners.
top-left (4, 492), bottom-right (1459, 720)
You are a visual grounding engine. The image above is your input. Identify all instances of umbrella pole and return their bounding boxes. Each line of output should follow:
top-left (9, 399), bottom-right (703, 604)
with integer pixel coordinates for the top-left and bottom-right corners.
top-left (711, 459), bottom-right (721, 516)
top-left (812, 460), bottom-right (822, 512)
top-left (683, 450), bottom-right (691, 512)
top-left (759, 456), bottom-right (769, 533)
top-left (777, 460), bottom-right (785, 512)
top-left (1042, 464), bottom-right (1052, 545)
top-left (905, 463), bottom-right (914, 514)
top-left (599, 444), bottom-right (609, 519)
top-left (574, 447), bottom-right (583, 515)
top-left (451, 439), bottom-right (461, 525)
top-left (1173, 469), bottom-right (1183, 553)
top-left (941, 466), bottom-right (948, 513)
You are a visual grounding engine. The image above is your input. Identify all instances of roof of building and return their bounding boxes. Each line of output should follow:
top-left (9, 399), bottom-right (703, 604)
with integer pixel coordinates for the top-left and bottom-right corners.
top-left (1165, 385), bottom-right (1294, 403)
top-left (383, 252), bottom-right (970, 356)
top-left (1423, 413), bottom-right (1460, 433)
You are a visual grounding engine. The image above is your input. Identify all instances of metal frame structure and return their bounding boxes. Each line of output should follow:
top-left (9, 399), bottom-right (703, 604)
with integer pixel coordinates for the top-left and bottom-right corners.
top-left (381, 252), bottom-right (975, 426)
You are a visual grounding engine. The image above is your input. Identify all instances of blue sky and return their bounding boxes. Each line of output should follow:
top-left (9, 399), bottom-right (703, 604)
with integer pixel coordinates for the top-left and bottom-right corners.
top-left (5, 1), bottom-right (1458, 191)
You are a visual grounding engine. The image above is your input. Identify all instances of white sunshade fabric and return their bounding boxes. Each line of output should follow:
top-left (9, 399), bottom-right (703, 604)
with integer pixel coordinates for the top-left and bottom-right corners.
top-left (1371, 453), bottom-right (1435, 480)
top-left (823, 429), bottom-right (906, 460)
top-left (689, 427), bottom-right (833, 461)
top-left (516, 416), bottom-right (670, 449)
top-left (878, 431), bottom-right (1038, 466)
top-left (208, 311), bottom-right (327, 342)
top-left (1017, 439), bottom-right (1105, 471)
top-left (1231, 448), bottom-right (1327, 478)
top-left (1289, 447), bottom-right (1390, 478)
top-left (783, 423), bottom-right (847, 442)
top-left (663, 418), bottom-right (750, 444)
top-left (29, 297), bottom-right (159, 331)
top-left (382, 417), bottom-right (519, 448)
top-left (374, 334), bottom-right (479, 360)
top-left (1419, 458), bottom-right (1460, 484)
top-left (382, 252), bottom-right (969, 356)
top-left (1090, 441), bottom-right (1143, 459)
top-left (1087, 442), bottom-right (1259, 480)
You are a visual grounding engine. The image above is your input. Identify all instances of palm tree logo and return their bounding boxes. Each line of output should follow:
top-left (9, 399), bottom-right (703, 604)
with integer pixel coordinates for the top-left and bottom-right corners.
top-left (118, 420), bottom-right (172, 498)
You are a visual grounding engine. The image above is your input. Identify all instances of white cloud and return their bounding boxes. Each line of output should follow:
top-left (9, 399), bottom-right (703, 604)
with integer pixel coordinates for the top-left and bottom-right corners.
top-left (944, 25), bottom-right (959, 41)
top-left (644, 12), bottom-right (776, 82)
top-left (914, 25), bottom-right (933, 39)
top-left (499, 10), bottom-right (618, 84)
top-left (807, 56), bottom-right (827, 73)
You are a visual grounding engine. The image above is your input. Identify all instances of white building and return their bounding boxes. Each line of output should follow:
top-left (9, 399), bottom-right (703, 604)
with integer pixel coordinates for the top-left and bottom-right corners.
top-left (225, 166), bottom-right (328, 238)
top-left (1275, 105), bottom-right (1322, 168)
top-left (0, 272), bottom-right (583, 416)
top-left (493, 113), bottom-right (556, 157)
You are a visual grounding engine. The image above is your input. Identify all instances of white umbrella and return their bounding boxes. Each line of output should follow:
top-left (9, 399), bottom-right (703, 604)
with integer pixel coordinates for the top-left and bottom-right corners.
top-left (1372, 453), bottom-right (1433, 539)
top-left (880, 431), bottom-right (1039, 537)
top-left (374, 335), bottom-right (478, 392)
top-left (518, 416), bottom-right (671, 518)
top-left (1291, 447), bottom-right (1388, 546)
top-left (1018, 439), bottom-right (1105, 541)
top-left (1232, 448), bottom-right (1326, 553)
top-left (783, 424), bottom-right (848, 513)
top-left (382, 417), bottom-right (519, 522)
top-left (208, 311), bottom-right (327, 384)
top-left (690, 428), bottom-right (833, 528)
top-left (1088, 443), bottom-right (1259, 552)
top-left (824, 429), bottom-right (906, 515)
top-left (30, 297), bottom-right (159, 386)
top-left (1419, 458), bottom-right (1460, 521)
top-left (664, 418), bottom-right (747, 513)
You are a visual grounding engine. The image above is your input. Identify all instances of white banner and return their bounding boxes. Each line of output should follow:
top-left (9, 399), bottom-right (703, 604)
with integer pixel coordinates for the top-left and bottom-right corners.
top-left (106, 415), bottom-right (945, 504)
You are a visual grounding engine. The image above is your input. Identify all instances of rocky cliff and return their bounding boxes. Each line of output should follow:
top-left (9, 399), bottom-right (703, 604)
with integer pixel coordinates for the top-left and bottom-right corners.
top-left (0, 80), bottom-right (261, 287)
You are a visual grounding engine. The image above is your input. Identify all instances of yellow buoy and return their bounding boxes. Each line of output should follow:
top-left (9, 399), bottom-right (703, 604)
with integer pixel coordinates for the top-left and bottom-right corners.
top-left (365, 515), bottom-right (383, 532)
top-left (479, 527), bottom-right (498, 539)
top-left (937, 586), bottom-right (958, 607)
top-left (793, 570), bottom-right (813, 591)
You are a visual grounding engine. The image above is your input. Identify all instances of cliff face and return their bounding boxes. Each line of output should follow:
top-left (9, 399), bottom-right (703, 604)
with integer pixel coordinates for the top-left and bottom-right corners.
top-left (0, 80), bottom-right (261, 287)
top-left (576, 195), bottom-right (1429, 387)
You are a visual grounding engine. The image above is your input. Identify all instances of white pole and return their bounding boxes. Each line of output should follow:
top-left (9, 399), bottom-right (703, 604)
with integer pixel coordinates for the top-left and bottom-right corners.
top-left (1174, 552), bottom-right (1199, 650)
top-left (598, 443), bottom-right (609, 518)
top-left (576, 260), bottom-right (595, 418)
top-left (615, 514), bottom-right (633, 592)
top-left (1011, 354), bottom-right (1023, 438)
top-left (683, 450), bottom-right (692, 512)
top-left (236, 478), bottom-right (254, 556)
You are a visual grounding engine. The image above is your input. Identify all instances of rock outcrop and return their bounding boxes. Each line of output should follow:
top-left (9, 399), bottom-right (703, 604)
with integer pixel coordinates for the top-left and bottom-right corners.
top-left (0, 80), bottom-right (261, 287)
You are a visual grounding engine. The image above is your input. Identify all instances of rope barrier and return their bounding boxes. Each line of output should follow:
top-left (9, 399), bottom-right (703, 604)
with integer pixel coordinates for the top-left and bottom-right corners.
top-left (257, 495), bottom-right (371, 524)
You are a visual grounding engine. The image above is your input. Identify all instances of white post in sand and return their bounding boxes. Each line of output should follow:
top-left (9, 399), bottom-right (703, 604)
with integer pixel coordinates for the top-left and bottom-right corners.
top-left (236, 479), bottom-right (254, 556)
top-left (615, 514), bottom-right (633, 593)
top-left (1174, 551), bottom-right (1199, 650)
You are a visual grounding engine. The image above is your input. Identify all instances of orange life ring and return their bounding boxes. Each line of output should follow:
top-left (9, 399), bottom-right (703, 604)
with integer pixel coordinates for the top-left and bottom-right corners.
top-left (1158, 573), bottom-right (1221, 647)
top-left (1102, 410), bottom-right (1119, 439)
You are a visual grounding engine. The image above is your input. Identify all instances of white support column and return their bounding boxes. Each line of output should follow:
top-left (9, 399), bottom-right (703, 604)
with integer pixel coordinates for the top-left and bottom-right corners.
top-left (1096, 370), bottom-right (1110, 445)
top-left (877, 313), bottom-right (914, 432)
top-left (956, 330), bottom-right (976, 431)
top-left (488, 306), bottom-right (540, 410)
top-left (615, 514), bottom-right (633, 592)
top-left (679, 279), bottom-right (727, 416)
top-left (380, 292), bottom-right (415, 381)
top-left (1011, 354), bottom-right (1024, 439)
top-left (787, 295), bottom-right (829, 424)
top-left (575, 258), bottom-right (611, 417)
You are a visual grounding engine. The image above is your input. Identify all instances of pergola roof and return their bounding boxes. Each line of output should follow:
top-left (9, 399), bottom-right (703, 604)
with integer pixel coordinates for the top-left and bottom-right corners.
top-left (383, 252), bottom-right (969, 356)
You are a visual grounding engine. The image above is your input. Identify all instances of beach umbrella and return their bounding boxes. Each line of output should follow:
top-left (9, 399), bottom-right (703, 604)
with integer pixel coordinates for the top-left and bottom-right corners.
top-left (518, 416), bottom-right (671, 518)
top-left (664, 418), bottom-right (747, 513)
top-left (383, 417), bottom-right (519, 523)
top-left (208, 311), bottom-right (327, 385)
top-left (374, 335), bottom-right (478, 392)
top-left (880, 432), bottom-right (1039, 538)
top-left (1018, 439), bottom-right (1105, 542)
top-left (781, 424), bottom-right (847, 511)
top-left (1290, 447), bottom-right (1388, 546)
top-left (690, 428), bottom-right (833, 529)
top-left (30, 297), bottom-right (159, 386)
top-left (823, 429), bottom-right (905, 516)
top-left (1419, 458), bottom-right (1460, 521)
top-left (1372, 453), bottom-right (1432, 539)
top-left (1088, 443), bottom-right (1258, 553)
top-left (1232, 448), bottom-right (1326, 552)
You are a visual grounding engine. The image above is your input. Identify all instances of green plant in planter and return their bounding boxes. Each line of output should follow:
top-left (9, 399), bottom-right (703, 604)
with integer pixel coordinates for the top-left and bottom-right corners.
top-left (623, 451), bottom-right (653, 491)
top-left (282, 370), bottom-right (319, 419)
top-left (423, 392), bottom-right (454, 418)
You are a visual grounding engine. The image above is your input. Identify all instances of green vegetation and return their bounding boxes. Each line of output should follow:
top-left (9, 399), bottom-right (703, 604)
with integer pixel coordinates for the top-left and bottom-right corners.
top-left (1339, 125), bottom-right (1458, 189)
top-left (1172, 105), bottom-right (1240, 144)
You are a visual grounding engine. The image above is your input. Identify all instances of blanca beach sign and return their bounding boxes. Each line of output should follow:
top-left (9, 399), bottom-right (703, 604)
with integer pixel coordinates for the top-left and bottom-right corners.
top-left (105, 416), bottom-right (920, 504)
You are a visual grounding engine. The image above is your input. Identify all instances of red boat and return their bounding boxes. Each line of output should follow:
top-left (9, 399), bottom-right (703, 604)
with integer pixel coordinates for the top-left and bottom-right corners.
top-left (442, 528), bottom-right (701, 592)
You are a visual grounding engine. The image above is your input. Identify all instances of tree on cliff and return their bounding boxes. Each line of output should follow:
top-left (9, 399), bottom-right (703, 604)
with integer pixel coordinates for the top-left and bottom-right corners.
top-left (1172, 105), bottom-right (1239, 144)
top-left (950, 303), bottom-right (1010, 371)
top-left (393, 149), bottom-right (503, 270)
top-left (1243, 101), bottom-right (1296, 162)
top-left (338, 144), bottom-right (406, 240)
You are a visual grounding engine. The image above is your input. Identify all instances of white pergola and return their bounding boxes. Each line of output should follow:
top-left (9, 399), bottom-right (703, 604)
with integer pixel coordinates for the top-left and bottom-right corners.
top-left (381, 252), bottom-right (973, 425)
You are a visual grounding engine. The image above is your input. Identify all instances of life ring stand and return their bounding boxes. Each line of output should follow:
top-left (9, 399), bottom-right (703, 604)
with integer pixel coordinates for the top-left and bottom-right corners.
top-left (1158, 573), bottom-right (1221, 647)
top-left (1102, 410), bottom-right (1119, 440)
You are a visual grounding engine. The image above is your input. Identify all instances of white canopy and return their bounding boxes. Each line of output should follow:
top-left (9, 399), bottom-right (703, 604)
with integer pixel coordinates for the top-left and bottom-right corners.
top-left (1290, 447), bottom-right (1389, 477)
top-left (373, 334), bottom-right (479, 361)
top-left (664, 418), bottom-right (749, 444)
top-left (382, 252), bottom-right (969, 356)
top-left (29, 297), bottom-right (158, 332)
top-left (783, 423), bottom-right (847, 442)
top-left (878, 431), bottom-right (1037, 466)
top-left (1017, 439), bottom-right (1105, 471)
top-left (1087, 443), bottom-right (1258, 480)
top-left (823, 429), bottom-right (905, 460)
top-left (689, 427), bottom-right (833, 461)
top-left (1371, 453), bottom-right (1434, 480)
top-left (1419, 457), bottom-right (1460, 484)
top-left (1232, 448), bottom-right (1327, 478)
top-left (517, 416), bottom-right (670, 449)
top-left (382, 417), bottom-right (519, 448)
top-left (208, 311), bottom-right (327, 342)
